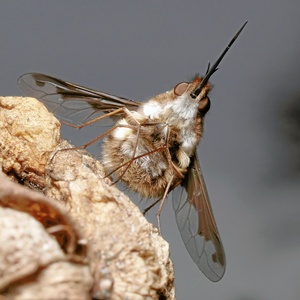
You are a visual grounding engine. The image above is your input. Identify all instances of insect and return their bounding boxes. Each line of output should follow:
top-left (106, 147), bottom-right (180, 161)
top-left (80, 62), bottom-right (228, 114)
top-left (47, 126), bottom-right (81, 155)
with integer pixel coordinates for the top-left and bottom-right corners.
top-left (18, 21), bottom-right (247, 282)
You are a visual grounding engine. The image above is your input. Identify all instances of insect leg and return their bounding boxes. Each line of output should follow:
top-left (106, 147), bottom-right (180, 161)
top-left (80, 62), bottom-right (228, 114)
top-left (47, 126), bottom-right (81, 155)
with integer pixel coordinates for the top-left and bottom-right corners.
top-left (143, 197), bottom-right (162, 215)
top-left (60, 107), bottom-right (125, 129)
top-left (156, 173), bottom-right (175, 234)
top-left (107, 145), bottom-right (167, 183)
top-left (55, 107), bottom-right (138, 151)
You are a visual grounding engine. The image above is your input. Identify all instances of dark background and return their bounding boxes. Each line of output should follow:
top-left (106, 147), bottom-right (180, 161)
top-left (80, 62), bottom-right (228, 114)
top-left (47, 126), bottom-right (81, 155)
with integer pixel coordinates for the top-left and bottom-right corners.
top-left (1, 2), bottom-right (300, 299)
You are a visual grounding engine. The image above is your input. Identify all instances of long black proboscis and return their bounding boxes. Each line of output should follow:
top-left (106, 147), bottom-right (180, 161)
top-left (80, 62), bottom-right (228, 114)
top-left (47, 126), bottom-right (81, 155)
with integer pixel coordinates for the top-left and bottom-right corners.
top-left (191, 21), bottom-right (248, 98)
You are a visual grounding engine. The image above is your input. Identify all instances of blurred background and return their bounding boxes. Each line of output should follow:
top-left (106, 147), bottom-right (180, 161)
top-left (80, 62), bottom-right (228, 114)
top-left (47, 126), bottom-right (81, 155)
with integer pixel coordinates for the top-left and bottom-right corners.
top-left (1, 1), bottom-right (300, 299)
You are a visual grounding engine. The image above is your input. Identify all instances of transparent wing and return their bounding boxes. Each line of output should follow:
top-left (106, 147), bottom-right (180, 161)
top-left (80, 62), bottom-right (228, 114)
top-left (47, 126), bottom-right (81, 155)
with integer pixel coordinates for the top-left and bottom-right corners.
top-left (172, 153), bottom-right (225, 281)
top-left (18, 73), bottom-right (140, 126)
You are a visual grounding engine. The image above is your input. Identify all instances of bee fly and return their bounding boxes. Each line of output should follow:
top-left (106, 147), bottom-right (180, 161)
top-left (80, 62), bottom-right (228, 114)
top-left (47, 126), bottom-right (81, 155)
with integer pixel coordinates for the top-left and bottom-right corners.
top-left (18, 21), bottom-right (247, 282)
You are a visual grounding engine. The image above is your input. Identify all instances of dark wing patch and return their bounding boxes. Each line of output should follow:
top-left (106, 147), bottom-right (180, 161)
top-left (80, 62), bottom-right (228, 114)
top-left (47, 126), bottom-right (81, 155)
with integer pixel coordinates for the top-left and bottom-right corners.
top-left (173, 153), bottom-right (225, 281)
top-left (18, 73), bottom-right (140, 126)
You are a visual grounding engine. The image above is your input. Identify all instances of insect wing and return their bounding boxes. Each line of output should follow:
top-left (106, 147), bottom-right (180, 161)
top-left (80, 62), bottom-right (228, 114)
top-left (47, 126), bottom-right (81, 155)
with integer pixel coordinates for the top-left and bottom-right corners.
top-left (172, 153), bottom-right (225, 281)
top-left (18, 73), bottom-right (140, 126)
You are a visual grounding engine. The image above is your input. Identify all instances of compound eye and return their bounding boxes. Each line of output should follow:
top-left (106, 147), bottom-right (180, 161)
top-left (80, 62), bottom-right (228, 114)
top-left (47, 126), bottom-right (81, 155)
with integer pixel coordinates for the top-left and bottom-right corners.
top-left (174, 82), bottom-right (189, 96)
top-left (199, 97), bottom-right (211, 114)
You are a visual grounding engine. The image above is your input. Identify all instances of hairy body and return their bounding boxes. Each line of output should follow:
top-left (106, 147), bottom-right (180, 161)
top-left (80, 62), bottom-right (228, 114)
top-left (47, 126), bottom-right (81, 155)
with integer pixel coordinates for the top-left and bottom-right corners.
top-left (102, 77), bottom-right (210, 198)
